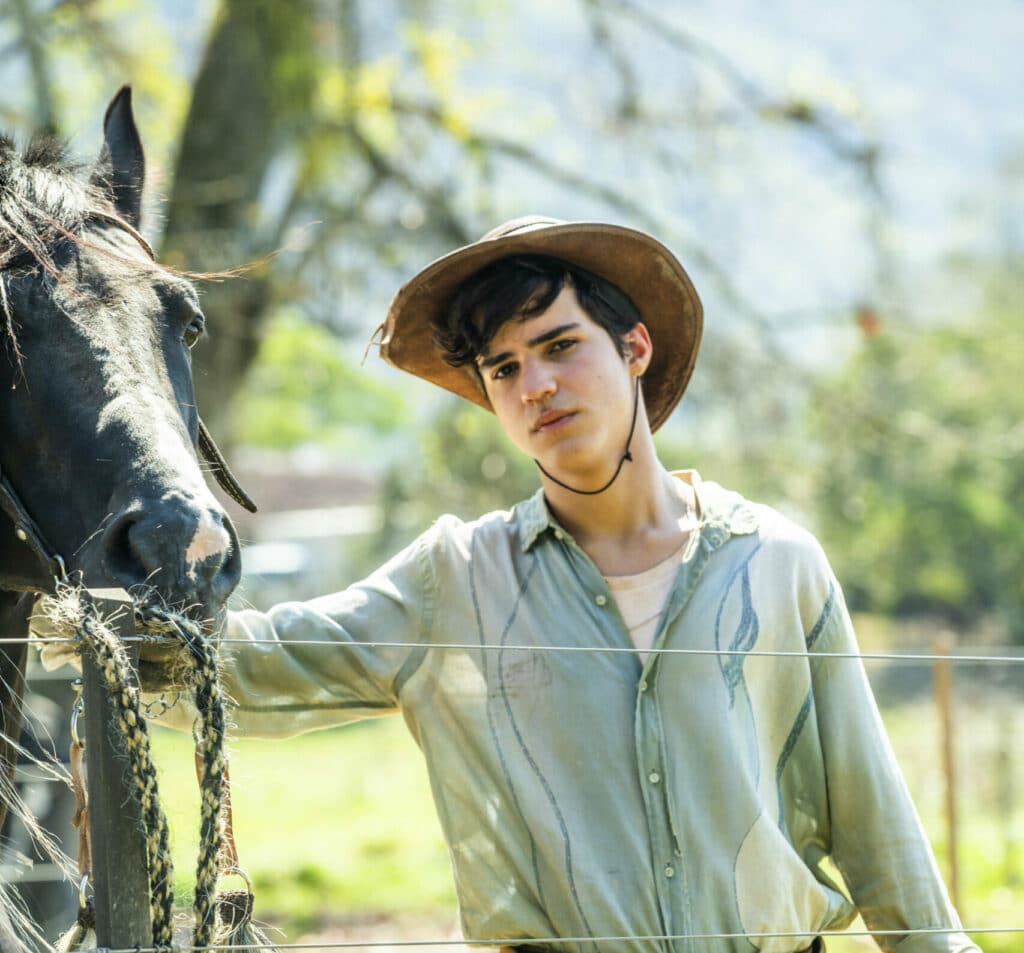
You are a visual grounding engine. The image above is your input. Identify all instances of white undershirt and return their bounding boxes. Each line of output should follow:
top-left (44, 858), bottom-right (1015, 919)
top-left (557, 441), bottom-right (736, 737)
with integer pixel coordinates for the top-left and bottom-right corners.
top-left (604, 541), bottom-right (687, 662)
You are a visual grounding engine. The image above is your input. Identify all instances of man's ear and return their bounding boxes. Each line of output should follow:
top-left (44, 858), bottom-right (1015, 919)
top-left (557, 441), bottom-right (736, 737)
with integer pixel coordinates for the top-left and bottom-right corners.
top-left (624, 323), bottom-right (653, 375)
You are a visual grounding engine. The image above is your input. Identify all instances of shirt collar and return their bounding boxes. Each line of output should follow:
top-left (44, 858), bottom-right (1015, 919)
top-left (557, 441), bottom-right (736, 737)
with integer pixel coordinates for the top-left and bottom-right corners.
top-left (516, 487), bottom-right (553, 551)
top-left (515, 470), bottom-right (760, 553)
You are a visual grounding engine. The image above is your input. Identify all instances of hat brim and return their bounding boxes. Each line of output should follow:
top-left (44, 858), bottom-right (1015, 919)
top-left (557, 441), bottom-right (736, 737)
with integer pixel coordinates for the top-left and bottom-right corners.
top-left (378, 219), bottom-right (702, 433)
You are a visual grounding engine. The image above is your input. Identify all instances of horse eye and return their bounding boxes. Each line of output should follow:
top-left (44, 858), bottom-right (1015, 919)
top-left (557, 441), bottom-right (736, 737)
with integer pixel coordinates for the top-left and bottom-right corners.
top-left (183, 315), bottom-right (206, 350)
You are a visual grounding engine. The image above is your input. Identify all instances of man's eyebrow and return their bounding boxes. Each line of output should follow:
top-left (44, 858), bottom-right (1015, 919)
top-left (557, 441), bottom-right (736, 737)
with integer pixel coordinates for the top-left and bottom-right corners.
top-left (479, 350), bottom-right (512, 370)
top-left (528, 322), bottom-right (580, 348)
top-left (477, 322), bottom-right (581, 370)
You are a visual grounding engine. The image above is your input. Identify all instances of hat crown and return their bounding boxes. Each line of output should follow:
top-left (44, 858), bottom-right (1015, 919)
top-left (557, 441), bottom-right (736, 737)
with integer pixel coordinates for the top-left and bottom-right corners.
top-left (482, 215), bottom-right (565, 242)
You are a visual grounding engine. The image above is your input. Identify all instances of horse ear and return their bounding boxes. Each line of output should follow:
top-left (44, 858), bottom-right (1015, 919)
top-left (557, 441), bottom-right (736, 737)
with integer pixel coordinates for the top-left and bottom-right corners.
top-left (91, 86), bottom-right (146, 227)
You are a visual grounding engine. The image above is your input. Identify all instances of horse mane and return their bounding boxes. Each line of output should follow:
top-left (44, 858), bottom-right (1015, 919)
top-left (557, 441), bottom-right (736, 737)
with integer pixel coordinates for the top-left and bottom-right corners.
top-left (0, 134), bottom-right (112, 273)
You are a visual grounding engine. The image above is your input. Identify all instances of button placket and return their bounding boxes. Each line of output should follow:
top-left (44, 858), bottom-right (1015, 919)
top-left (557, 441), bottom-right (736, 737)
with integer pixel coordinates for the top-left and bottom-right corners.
top-left (635, 675), bottom-right (680, 947)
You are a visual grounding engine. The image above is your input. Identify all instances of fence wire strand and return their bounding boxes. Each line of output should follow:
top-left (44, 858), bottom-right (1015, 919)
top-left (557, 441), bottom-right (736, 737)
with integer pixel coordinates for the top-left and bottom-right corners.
top-left (90, 922), bottom-right (1024, 953)
top-left (6, 634), bottom-right (1024, 665)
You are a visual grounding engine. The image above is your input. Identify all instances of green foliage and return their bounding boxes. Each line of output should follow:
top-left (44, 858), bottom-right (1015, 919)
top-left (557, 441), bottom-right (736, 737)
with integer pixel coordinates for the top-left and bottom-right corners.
top-left (150, 718), bottom-right (456, 936)
top-left (808, 284), bottom-right (1024, 640)
top-left (371, 396), bottom-right (540, 559)
top-left (229, 311), bottom-right (408, 449)
top-left (7, 0), bottom-right (195, 163)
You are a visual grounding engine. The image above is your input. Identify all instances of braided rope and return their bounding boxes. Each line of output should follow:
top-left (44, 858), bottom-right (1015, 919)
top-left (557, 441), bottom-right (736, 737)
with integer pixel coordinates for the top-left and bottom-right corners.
top-left (78, 601), bottom-right (176, 947)
top-left (73, 592), bottom-right (231, 951)
top-left (154, 610), bottom-right (228, 949)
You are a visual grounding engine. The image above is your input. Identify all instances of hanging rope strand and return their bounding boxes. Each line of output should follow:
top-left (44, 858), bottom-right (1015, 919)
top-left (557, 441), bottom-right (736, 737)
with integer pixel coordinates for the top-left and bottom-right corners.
top-left (70, 592), bottom-right (233, 951)
top-left (141, 606), bottom-right (230, 951)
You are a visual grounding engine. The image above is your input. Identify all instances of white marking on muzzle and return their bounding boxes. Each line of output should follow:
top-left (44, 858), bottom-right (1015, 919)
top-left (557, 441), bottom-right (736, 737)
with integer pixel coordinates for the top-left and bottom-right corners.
top-left (185, 510), bottom-right (231, 580)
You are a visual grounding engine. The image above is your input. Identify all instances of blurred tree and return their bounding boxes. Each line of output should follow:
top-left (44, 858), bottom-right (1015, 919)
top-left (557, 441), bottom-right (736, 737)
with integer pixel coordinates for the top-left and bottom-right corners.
top-left (230, 311), bottom-right (408, 450)
top-left (808, 264), bottom-right (1024, 641)
top-left (153, 0), bottom-right (883, 441)
top-left (160, 0), bottom-right (320, 432)
top-left (0, 0), bottom-right (888, 463)
top-left (371, 396), bottom-right (539, 559)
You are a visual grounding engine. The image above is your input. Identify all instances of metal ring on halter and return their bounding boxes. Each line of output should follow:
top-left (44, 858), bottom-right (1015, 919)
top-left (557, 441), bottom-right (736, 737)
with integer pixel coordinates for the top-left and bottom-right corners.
top-left (221, 864), bottom-right (254, 892)
top-left (70, 679), bottom-right (85, 747)
top-left (78, 872), bottom-right (91, 908)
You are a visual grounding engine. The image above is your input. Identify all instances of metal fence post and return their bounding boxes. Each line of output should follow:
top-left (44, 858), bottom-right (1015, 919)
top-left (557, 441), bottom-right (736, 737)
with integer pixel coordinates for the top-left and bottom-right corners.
top-left (80, 588), bottom-right (152, 946)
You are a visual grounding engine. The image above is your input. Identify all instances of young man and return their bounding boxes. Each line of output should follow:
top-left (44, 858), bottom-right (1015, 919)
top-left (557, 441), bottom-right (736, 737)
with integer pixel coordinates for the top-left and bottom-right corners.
top-left (201, 218), bottom-right (978, 952)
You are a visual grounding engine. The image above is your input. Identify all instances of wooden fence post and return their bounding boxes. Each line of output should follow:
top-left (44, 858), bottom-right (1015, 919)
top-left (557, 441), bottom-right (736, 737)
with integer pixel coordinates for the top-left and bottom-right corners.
top-left (80, 588), bottom-right (152, 946)
top-left (933, 633), bottom-right (960, 914)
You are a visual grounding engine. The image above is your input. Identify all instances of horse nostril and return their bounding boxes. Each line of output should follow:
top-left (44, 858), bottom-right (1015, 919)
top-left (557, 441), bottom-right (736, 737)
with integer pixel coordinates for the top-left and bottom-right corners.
top-left (102, 510), bottom-right (154, 588)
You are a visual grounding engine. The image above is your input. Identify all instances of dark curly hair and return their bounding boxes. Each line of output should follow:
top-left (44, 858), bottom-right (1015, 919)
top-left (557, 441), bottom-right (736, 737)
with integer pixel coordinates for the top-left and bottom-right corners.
top-left (432, 255), bottom-right (642, 374)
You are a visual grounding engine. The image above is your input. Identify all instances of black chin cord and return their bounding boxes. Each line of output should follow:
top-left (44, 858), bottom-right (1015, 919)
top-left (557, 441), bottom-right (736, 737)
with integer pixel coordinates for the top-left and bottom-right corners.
top-left (534, 375), bottom-right (642, 496)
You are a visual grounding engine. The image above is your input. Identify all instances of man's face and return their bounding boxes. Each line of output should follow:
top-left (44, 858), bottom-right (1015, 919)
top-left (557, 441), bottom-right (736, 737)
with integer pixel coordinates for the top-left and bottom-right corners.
top-left (476, 286), bottom-right (650, 484)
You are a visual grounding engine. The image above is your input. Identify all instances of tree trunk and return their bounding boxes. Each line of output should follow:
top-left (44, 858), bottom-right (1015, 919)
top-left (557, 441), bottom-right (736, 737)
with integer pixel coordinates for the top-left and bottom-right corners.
top-left (160, 0), bottom-right (316, 437)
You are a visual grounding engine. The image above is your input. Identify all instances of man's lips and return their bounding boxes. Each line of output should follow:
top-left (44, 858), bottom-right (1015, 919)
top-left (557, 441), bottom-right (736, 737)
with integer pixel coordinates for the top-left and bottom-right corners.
top-left (532, 409), bottom-right (576, 433)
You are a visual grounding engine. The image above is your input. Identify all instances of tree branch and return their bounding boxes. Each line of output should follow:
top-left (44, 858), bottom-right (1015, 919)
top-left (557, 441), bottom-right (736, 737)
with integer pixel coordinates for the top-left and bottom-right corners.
top-left (589, 0), bottom-right (880, 172)
top-left (387, 97), bottom-right (768, 330)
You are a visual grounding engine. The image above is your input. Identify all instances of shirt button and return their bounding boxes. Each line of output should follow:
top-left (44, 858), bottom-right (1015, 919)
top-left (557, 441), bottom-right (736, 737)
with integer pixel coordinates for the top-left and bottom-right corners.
top-left (595, 594), bottom-right (607, 606)
top-left (554, 529), bottom-right (564, 540)
top-left (648, 771), bottom-right (660, 784)
top-left (638, 680), bottom-right (648, 692)
top-left (664, 866), bottom-right (675, 878)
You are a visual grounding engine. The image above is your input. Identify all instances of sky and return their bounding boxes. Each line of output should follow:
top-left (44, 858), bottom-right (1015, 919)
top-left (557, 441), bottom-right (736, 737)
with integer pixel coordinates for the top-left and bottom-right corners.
top-left (700, 0), bottom-right (1024, 253)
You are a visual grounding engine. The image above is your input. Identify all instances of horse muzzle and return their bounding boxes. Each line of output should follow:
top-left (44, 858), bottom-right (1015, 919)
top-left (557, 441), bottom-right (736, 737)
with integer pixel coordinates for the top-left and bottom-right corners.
top-left (101, 491), bottom-right (242, 618)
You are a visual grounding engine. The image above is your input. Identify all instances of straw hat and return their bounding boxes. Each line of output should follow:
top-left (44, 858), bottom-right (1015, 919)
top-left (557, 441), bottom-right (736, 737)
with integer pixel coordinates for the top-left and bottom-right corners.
top-left (375, 216), bottom-right (703, 432)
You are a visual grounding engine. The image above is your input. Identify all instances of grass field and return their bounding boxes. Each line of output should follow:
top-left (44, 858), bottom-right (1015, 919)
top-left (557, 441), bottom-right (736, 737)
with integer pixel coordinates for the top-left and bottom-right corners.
top-left (148, 617), bottom-right (1023, 951)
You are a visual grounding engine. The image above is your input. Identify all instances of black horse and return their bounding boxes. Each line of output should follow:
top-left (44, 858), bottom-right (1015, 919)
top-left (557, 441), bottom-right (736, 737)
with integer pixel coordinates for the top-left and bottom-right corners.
top-left (0, 88), bottom-right (253, 950)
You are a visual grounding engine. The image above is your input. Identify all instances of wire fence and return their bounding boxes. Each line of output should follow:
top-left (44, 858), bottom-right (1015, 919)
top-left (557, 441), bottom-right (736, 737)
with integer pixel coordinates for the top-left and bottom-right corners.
top-left (7, 633), bottom-right (1024, 664)
top-left (86, 922), bottom-right (1024, 952)
top-left (4, 626), bottom-right (1023, 951)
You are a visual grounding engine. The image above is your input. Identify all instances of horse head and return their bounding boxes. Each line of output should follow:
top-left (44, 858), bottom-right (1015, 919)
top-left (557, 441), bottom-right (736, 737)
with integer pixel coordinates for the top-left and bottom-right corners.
top-left (0, 86), bottom-right (252, 641)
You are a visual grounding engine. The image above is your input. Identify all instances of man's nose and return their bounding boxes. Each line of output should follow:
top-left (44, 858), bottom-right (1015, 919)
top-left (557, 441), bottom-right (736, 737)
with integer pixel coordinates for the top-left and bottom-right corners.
top-left (520, 362), bottom-right (556, 403)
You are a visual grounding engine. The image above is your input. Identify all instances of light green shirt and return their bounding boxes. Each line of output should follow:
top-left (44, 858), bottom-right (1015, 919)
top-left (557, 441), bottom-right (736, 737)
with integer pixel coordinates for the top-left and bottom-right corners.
top-left (207, 473), bottom-right (977, 953)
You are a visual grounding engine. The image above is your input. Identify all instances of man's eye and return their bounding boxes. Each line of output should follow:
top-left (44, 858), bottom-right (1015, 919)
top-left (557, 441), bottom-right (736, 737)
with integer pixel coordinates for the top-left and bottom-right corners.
top-left (550, 338), bottom-right (575, 354)
top-left (493, 362), bottom-right (516, 381)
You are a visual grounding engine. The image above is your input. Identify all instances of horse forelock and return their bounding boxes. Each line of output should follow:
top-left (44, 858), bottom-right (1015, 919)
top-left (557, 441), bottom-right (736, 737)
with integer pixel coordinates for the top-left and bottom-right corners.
top-left (0, 134), bottom-right (125, 360)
